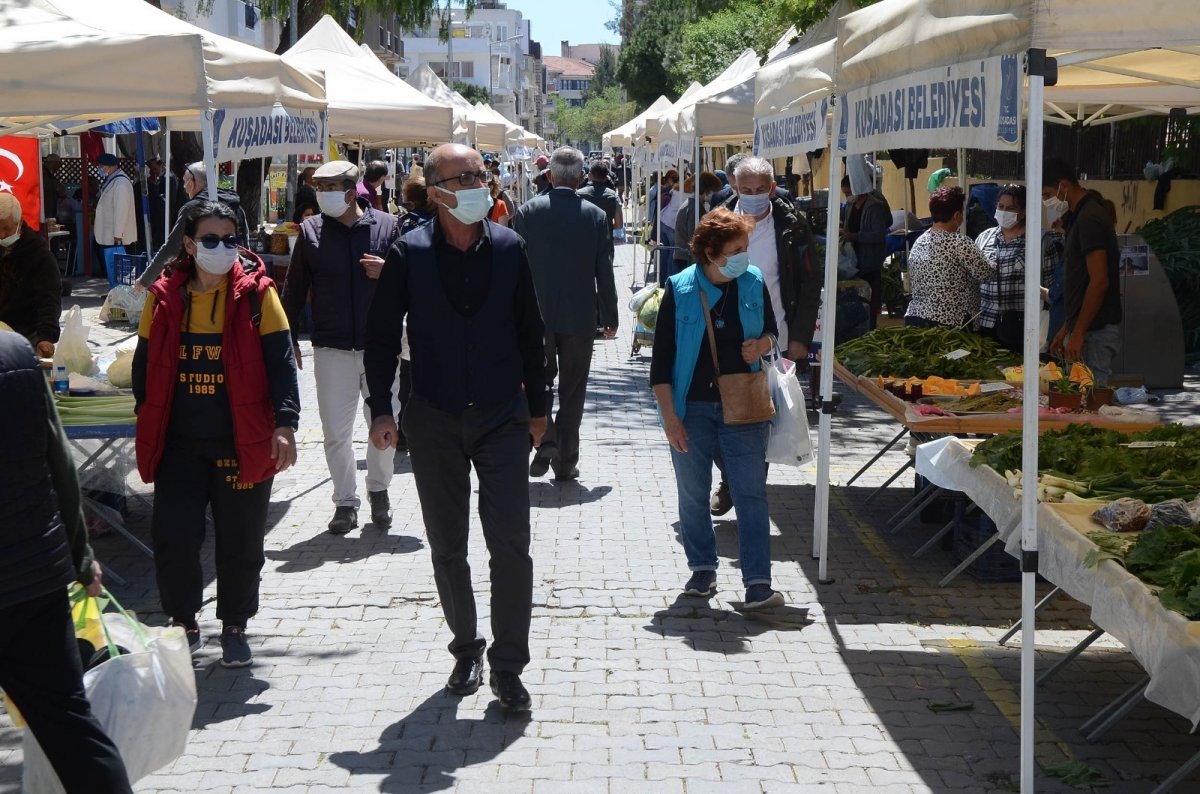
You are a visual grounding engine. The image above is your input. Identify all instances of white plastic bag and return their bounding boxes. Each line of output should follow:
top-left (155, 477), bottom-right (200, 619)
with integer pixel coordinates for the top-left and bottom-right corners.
top-left (57, 305), bottom-right (95, 376)
top-left (628, 282), bottom-right (658, 313)
top-left (105, 285), bottom-right (144, 327)
top-left (837, 241), bottom-right (858, 279)
top-left (22, 594), bottom-right (197, 792)
top-left (766, 357), bottom-right (814, 467)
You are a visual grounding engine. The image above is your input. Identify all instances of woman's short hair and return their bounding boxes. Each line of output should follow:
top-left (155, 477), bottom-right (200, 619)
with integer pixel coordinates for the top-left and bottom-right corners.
top-left (691, 208), bottom-right (754, 266)
top-left (929, 186), bottom-right (965, 223)
top-left (998, 183), bottom-right (1027, 211)
top-left (403, 175), bottom-right (432, 210)
top-left (182, 200), bottom-right (238, 238)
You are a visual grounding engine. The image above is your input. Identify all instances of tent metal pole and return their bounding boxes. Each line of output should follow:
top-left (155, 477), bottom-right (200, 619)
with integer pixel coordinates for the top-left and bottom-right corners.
top-left (814, 103), bottom-right (841, 584)
top-left (201, 110), bottom-right (219, 202)
top-left (1020, 53), bottom-right (1047, 794)
top-left (164, 117), bottom-right (172, 249)
top-left (694, 135), bottom-right (701, 231)
top-left (957, 147), bottom-right (967, 231)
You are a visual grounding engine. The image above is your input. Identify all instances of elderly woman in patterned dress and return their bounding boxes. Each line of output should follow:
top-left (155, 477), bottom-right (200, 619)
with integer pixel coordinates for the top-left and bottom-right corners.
top-left (904, 186), bottom-right (996, 329)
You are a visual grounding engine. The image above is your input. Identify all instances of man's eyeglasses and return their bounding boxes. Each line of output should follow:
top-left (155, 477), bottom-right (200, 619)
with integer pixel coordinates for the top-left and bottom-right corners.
top-left (195, 234), bottom-right (238, 250)
top-left (430, 170), bottom-right (488, 188)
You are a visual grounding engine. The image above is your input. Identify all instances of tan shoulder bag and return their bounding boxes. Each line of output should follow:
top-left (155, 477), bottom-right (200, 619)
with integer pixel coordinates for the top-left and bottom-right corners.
top-left (699, 288), bottom-right (776, 425)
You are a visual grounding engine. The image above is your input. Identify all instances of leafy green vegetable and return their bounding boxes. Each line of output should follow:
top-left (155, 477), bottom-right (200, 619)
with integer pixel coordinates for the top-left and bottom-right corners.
top-left (836, 326), bottom-right (1020, 379)
top-left (1044, 760), bottom-right (1111, 789)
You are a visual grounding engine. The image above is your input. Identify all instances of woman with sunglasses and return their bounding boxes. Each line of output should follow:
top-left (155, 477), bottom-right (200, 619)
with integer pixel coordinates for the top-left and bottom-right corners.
top-left (132, 201), bottom-right (300, 668)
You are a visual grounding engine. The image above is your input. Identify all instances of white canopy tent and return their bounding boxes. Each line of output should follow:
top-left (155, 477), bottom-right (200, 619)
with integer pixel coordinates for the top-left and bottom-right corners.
top-left (806, 2), bottom-right (1200, 791)
top-left (284, 16), bottom-right (452, 147)
top-left (407, 63), bottom-right (482, 146)
top-left (602, 95), bottom-right (672, 149)
top-left (472, 102), bottom-right (519, 152)
top-left (666, 49), bottom-right (761, 148)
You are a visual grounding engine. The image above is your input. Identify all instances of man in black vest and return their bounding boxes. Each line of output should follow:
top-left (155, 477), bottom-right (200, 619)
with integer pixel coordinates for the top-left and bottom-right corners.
top-left (0, 332), bottom-right (132, 793)
top-left (364, 143), bottom-right (545, 712)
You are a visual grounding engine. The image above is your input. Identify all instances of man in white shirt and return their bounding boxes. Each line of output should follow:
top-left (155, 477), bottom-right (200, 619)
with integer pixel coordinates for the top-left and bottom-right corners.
top-left (736, 160), bottom-right (788, 347)
top-left (92, 153), bottom-right (137, 286)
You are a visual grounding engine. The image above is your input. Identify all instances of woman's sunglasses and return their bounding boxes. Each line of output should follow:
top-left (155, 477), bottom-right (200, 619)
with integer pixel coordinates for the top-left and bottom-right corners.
top-left (195, 234), bottom-right (238, 250)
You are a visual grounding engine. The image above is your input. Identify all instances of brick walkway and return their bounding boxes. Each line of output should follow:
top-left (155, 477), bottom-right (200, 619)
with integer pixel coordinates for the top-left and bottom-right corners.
top-left (2, 243), bottom-right (1199, 793)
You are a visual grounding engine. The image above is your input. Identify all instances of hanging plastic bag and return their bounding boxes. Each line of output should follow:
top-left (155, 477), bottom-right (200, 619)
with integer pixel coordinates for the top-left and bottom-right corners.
top-left (22, 588), bottom-right (197, 792)
top-left (765, 355), bottom-right (814, 467)
top-left (628, 282), bottom-right (658, 313)
top-left (837, 241), bottom-right (858, 279)
top-left (57, 305), bottom-right (96, 376)
top-left (637, 288), bottom-right (664, 331)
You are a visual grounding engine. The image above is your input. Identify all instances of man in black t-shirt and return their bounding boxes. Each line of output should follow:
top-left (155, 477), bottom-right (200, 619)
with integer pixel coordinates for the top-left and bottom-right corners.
top-left (1042, 158), bottom-right (1122, 385)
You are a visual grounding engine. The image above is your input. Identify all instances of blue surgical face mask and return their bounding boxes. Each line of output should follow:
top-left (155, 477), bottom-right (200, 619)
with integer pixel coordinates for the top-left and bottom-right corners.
top-left (718, 250), bottom-right (751, 279)
top-left (739, 191), bottom-right (771, 216)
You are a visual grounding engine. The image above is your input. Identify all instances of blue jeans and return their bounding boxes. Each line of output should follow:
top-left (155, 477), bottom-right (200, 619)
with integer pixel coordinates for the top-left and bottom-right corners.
top-left (1077, 323), bottom-right (1121, 387)
top-left (669, 401), bottom-right (772, 587)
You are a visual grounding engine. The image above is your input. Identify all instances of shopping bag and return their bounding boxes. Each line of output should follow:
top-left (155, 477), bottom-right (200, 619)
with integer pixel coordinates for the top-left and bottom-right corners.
top-left (628, 282), bottom-right (658, 313)
top-left (837, 241), bottom-right (858, 279)
top-left (766, 356), bottom-right (814, 467)
top-left (22, 589), bottom-right (197, 792)
top-left (56, 305), bottom-right (95, 376)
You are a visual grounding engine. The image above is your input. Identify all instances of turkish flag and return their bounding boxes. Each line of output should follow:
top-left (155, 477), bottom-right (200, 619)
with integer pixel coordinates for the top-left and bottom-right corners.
top-left (0, 136), bottom-right (42, 231)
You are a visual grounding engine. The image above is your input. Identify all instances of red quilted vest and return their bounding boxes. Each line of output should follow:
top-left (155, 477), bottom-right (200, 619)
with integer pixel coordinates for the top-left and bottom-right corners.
top-left (135, 253), bottom-right (278, 485)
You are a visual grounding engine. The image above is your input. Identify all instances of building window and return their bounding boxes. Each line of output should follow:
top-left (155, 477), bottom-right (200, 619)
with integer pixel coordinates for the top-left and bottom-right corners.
top-left (460, 61), bottom-right (474, 78)
top-left (497, 24), bottom-right (508, 41)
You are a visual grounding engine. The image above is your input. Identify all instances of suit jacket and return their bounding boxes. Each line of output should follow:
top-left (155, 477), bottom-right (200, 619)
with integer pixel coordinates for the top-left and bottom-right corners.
top-left (512, 187), bottom-right (618, 335)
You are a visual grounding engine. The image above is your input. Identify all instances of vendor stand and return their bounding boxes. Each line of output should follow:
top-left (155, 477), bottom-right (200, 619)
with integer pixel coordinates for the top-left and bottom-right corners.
top-left (916, 435), bottom-right (1200, 793)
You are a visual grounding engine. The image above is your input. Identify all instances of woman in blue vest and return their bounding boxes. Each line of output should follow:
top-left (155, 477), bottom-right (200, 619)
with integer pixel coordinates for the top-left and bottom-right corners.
top-left (650, 208), bottom-right (784, 610)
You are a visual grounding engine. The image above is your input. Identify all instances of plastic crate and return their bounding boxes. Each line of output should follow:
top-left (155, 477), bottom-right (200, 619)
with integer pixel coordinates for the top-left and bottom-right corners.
top-left (952, 501), bottom-right (1021, 582)
top-left (110, 253), bottom-right (147, 286)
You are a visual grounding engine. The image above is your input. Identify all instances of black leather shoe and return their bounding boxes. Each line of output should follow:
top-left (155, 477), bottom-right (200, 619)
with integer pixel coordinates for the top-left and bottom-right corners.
top-left (489, 670), bottom-right (531, 711)
top-left (327, 506), bottom-right (358, 535)
top-left (446, 657), bottom-right (484, 696)
top-left (367, 490), bottom-right (392, 529)
top-left (529, 446), bottom-right (557, 478)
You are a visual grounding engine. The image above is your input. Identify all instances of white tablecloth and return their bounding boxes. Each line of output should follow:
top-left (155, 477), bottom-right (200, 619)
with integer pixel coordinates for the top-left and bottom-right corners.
top-left (916, 436), bottom-right (1200, 728)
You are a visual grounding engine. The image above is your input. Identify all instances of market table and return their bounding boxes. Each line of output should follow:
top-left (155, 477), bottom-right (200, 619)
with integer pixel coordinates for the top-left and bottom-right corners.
top-left (915, 435), bottom-right (1200, 793)
top-left (831, 360), bottom-right (1161, 502)
top-left (64, 423), bottom-right (153, 573)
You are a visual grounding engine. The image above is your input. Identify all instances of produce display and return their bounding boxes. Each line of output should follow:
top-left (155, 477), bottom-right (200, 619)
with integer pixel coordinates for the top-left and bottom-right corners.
top-left (971, 424), bottom-right (1200, 503)
top-left (1085, 524), bottom-right (1200, 619)
top-left (877, 375), bottom-right (981, 396)
top-left (837, 326), bottom-right (1020, 379)
top-left (54, 395), bottom-right (136, 426)
top-left (941, 391), bottom-right (1024, 414)
top-left (106, 354), bottom-right (133, 389)
top-left (1002, 361), bottom-right (1093, 392)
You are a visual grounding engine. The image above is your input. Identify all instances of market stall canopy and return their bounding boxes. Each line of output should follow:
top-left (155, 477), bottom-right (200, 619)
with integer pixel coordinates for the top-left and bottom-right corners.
top-left (635, 82), bottom-right (705, 153)
top-left (0, 0), bottom-right (326, 132)
top-left (602, 95), bottom-right (672, 149)
top-left (837, 0), bottom-right (1200, 128)
top-left (284, 15), bottom-right (452, 146)
top-left (667, 49), bottom-right (761, 147)
top-left (472, 102), bottom-right (521, 151)
top-left (406, 63), bottom-right (479, 145)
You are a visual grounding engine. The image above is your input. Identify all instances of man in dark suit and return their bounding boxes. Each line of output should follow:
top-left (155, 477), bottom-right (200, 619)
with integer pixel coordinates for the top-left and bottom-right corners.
top-left (512, 146), bottom-right (618, 482)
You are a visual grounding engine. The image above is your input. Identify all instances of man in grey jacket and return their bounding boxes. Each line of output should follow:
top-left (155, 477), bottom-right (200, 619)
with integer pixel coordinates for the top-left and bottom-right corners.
top-left (512, 147), bottom-right (618, 481)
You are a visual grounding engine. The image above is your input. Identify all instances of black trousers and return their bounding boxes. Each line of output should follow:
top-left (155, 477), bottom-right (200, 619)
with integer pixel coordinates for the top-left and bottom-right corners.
top-left (403, 393), bottom-right (533, 674)
top-left (150, 439), bottom-right (273, 627)
top-left (0, 590), bottom-right (132, 793)
top-left (539, 332), bottom-right (595, 477)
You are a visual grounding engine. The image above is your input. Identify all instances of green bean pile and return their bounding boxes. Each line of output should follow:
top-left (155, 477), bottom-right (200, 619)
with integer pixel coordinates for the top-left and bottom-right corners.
top-left (836, 327), bottom-right (1020, 379)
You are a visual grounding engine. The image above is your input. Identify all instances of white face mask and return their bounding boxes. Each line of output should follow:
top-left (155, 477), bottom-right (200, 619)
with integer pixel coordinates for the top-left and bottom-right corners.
top-left (192, 243), bottom-right (237, 275)
top-left (0, 229), bottom-right (19, 247)
top-left (436, 186), bottom-right (493, 225)
top-left (316, 190), bottom-right (352, 217)
top-left (1043, 195), bottom-right (1068, 226)
top-left (995, 209), bottom-right (1020, 230)
top-left (739, 191), bottom-right (771, 216)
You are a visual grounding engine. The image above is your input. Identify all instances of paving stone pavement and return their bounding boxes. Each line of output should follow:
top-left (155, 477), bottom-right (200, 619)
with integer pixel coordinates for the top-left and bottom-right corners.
top-left (2, 243), bottom-right (1199, 793)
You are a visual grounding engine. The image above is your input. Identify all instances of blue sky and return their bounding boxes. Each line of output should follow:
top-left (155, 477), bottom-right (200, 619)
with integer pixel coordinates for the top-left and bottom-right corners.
top-left (501, 0), bottom-right (621, 49)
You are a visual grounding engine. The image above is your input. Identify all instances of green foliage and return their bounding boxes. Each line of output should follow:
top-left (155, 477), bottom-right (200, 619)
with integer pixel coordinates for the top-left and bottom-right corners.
top-left (616, 0), bottom-right (716, 106)
top-left (586, 46), bottom-right (620, 102)
top-left (452, 81), bottom-right (491, 105)
top-left (669, 0), bottom-right (792, 93)
top-left (1136, 205), bottom-right (1200, 360)
top-left (252, 0), bottom-right (475, 48)
top-left (553, 88), bottom-right (638, 151)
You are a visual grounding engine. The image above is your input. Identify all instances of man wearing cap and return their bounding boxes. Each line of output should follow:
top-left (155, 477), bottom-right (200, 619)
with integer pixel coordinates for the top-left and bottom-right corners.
top-left (364, 142), bottom-right (546, 712)
top-left (93, 153), bottom-right (136, 284)
top-left (533, 155), bottom-right (551, 195)
top-left (283, 161), bottom-right (400, 535)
